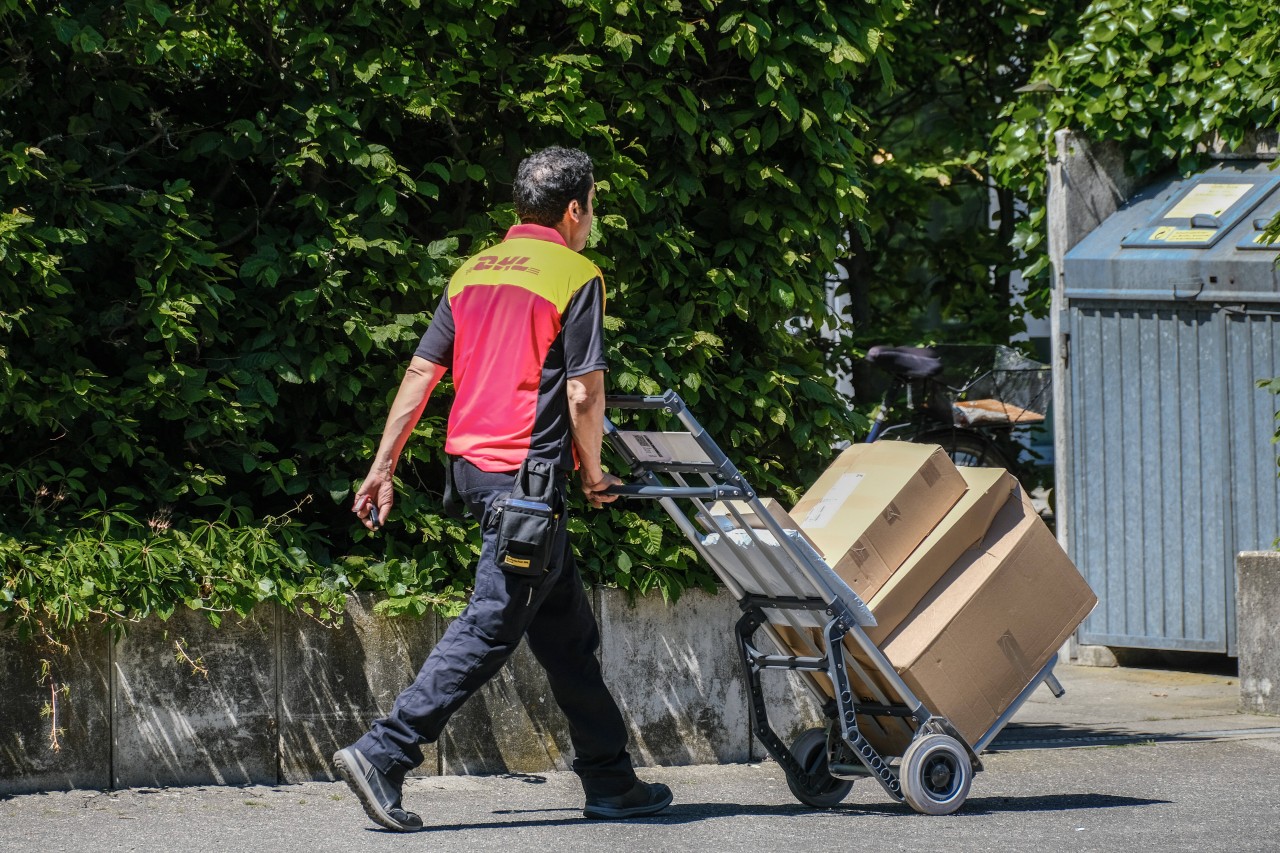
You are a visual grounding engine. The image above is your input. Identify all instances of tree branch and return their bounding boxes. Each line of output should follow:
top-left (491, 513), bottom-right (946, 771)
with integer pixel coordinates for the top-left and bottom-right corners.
top-left (215, 179), bottom-right (286, 249)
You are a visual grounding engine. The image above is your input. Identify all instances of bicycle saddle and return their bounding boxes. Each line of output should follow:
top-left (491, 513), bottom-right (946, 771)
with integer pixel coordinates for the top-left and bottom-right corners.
top-left (866, 345), bottom-right (943, 380)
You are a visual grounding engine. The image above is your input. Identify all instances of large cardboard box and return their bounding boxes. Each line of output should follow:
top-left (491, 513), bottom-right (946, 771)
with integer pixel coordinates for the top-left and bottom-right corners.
top-left (790, 442), bottom-right (967, 599)
top-left (863, 467), bottom-right (1017, 645)
top-left (877, 488), bottom-right (1097, 747)
top-left (767, 482), bottom-right (1096, 754)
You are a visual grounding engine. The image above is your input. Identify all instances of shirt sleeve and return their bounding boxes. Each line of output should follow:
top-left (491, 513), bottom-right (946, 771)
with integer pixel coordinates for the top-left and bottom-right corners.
top-left (561, 275), bottom-right (607, 378)
top-left (413, 289), bottom-right (455, 366)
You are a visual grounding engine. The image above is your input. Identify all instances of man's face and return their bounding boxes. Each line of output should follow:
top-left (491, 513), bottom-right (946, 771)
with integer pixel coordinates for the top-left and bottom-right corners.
top-left (567, 185), bottom-right (595, 252)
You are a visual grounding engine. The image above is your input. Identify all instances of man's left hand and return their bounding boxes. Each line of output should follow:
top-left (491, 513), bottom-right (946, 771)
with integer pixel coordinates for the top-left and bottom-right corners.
top-left (581, 471), bottom-right (623, 508)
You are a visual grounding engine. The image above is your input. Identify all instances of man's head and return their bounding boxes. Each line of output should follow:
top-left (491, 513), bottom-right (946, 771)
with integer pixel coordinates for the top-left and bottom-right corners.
top-left (514, 147), bottom-right (595, 251)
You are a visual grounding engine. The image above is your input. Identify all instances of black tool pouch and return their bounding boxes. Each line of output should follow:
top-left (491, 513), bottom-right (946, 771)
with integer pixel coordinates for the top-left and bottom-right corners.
top-left (492, 459), bottom-right (560, 577)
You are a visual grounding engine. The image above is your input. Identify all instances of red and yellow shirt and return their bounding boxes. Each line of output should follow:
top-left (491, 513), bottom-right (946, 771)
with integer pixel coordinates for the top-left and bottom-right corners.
top-left (414, 224), bottom-right (607, 472)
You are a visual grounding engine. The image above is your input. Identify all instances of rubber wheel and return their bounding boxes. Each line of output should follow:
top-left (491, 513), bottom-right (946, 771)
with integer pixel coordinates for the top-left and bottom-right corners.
top-left (899, 733), bottom-right (972, 815)
top-left (915, 429), bottom-right (1011, 470)
top-left (784, 728), bottom-right (854, 809)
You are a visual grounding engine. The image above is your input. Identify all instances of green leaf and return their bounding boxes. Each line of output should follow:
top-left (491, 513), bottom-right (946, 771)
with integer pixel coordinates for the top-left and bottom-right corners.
top-left (376, 186), bottom-right (396, 217)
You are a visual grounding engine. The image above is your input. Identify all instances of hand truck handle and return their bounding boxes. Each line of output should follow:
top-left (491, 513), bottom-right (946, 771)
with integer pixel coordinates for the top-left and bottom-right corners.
top-left (605, 392), bottom-right (685, 411)
top-left (602, 484), bottom-right (748, 500)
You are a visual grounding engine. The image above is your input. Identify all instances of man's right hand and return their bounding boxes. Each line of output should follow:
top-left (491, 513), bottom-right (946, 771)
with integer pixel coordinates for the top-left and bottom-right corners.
top-left (353, 357), bottom-right (446, 531)
top-left (353, 473), bottom-right (395, 530)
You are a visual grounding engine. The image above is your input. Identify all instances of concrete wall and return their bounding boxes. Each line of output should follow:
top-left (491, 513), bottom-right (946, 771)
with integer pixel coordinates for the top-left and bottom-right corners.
top-left (0, 588), bottom-right (823, 795)
top-left (1237, 552), bottom-right (1280, 715)
top-left (0, 624), bottom-right (111, 794)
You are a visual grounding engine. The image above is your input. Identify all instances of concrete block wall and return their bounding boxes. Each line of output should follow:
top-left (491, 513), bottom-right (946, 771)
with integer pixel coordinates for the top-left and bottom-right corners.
top-left (1, 588), bottom-right (824, 795)
top-left (1237, 552), bottom-right (1280, 715)
top-left (439, 632), bottom-right (574, 778)
top-left (0, 624), bottom-right (111, 794)
top-left (278, 594), bottom-right (440, 782)
top-left (113, 608), bottom-right (279, 788)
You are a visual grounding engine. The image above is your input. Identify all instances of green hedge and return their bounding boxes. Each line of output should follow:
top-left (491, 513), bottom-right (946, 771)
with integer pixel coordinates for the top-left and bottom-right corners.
top-left (0, 0), bottom-right (905, 637)
top-left (841, 0), bottom-right (1082, 346)
top-left (992, 0), bottom-right (1280, 288)
top-left (989, 0), bottom-right (1280, 476)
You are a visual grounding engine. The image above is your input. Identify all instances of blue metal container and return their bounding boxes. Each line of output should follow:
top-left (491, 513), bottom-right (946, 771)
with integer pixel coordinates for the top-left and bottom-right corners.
top-left (1062, 161), bottom-right (1280, 653)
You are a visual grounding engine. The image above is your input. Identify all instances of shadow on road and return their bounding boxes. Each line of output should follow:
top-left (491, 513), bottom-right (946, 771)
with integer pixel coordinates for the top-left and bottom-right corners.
top-left (990, 722), bottom-right (1213, 750)
top-left (948, 792), bottom-right (1170, 815)
top-left (401, 791), bottom-right (1168, 833)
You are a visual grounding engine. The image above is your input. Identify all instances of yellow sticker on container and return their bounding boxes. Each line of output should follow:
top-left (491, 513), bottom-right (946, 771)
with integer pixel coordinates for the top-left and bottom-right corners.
top-left (1166, 182), bottom-right (1253, 219)
top-left (1164, 229), bottom-right (1216, 242)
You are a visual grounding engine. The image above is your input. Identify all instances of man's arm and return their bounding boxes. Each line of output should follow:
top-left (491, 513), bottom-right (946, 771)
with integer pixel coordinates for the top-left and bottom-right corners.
top-left (566, 369), bottom-right (621, 506)
top-left (353, 356), bottom-right (448, 528)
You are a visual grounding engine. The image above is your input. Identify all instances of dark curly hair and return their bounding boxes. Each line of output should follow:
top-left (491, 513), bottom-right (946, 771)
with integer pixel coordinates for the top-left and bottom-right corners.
top-left (513, 147), bottom-right (593, 227)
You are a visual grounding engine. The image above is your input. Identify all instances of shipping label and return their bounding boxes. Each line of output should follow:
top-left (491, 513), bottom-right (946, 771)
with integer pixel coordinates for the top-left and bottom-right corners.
top-left (801, 472), bottom-right (864, 528)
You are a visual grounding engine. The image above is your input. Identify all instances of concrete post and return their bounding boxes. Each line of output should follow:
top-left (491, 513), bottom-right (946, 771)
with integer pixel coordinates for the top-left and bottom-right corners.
top-left (1047, 130), bottom-right (1141, 560)
top-left (1047, 130), bottom-right (1139, 665)
top-left (1237, 551), bottom-right (1280, 715)
top-left (596, 587), bottom-right (751, 766)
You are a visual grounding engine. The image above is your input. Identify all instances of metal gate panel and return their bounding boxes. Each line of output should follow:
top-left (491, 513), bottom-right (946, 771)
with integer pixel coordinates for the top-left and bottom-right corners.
top-left (1224, 309), bottom-right (1280, 655)
top-left (1070, 303), bottom-right (1229, 652)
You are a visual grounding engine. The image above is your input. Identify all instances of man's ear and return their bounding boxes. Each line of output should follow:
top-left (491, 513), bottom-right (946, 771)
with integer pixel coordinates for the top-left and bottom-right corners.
top-left (566, 199), bottom-right (582, 221)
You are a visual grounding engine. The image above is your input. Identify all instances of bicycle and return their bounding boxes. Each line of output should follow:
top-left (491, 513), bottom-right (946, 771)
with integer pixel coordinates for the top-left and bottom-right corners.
top-left (861, 343), bottom-right (1051, 481)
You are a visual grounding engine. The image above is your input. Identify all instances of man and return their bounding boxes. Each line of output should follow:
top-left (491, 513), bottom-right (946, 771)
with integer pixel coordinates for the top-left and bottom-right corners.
top-left (332, 147), bottom-right (673, 832)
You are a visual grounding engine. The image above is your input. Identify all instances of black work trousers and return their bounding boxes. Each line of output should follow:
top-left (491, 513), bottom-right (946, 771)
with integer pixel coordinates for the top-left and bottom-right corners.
top-left (355, 458), bottom-right (637, 797)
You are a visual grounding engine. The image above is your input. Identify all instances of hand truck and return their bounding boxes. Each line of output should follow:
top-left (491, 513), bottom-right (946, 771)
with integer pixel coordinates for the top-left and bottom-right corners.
top-left (603, 391), bottom-right (1065, 815)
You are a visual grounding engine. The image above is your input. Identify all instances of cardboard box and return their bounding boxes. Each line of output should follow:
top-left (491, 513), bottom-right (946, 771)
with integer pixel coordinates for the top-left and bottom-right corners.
top-left (707, 498), bottom-right (823, 555)
top-left (877, 488), bottom-right (1097, 747)
top-left (790, 442), bottom-right (967, 599)
top-left (768, 483), bottom-right (1095, 755)
top-left (863, 467), bottom-right (1017, 645)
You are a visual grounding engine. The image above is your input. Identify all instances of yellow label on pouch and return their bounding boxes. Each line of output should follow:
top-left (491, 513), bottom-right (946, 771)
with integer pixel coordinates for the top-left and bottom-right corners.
top-left (503, 555), bottom-right (531, 569)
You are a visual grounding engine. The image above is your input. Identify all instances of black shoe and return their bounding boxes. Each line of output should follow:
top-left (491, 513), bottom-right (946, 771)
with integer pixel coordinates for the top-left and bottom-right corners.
top-left (583, 780), bottom-right (673, 819)
top-left (332, 745), bottom-right (424, 832)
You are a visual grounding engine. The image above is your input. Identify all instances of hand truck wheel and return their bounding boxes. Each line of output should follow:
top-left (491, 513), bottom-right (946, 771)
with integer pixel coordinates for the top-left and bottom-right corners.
top-left (784, 728), bottom-right (854, 809)
top-left (899, 732), bottom-right (972, 815)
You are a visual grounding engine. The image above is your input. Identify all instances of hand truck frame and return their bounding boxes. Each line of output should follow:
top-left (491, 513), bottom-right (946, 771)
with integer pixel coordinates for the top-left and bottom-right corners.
top-left (603, 390), bottom-right (1065, 815)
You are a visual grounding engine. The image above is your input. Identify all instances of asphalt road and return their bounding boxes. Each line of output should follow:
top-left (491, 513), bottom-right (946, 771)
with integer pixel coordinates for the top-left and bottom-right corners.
top-left (6, 664), bottom-right (1277, 852)
top-left (5, 732), bottom-right (1279, 853)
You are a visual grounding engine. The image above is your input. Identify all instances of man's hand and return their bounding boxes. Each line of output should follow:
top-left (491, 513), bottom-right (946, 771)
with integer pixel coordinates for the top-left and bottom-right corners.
top-left (353, 471), bottom-right (395, 530)
top-left (352, 357), bottom-right (447, 531)
top-left (581, 470), bottom-right (622, 508)
top-left (567, 370), bottom-right (618, 509)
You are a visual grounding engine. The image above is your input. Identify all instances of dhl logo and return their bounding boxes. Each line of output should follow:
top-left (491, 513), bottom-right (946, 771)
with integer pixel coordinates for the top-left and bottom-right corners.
top-left (472, 255), bottom-right (541, 274)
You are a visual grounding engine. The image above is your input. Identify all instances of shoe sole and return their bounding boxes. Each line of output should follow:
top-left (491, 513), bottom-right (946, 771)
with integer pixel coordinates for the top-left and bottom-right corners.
top-left (582, 788), bottom-right (674, 820)
top-left (332, 748), bottom-right (423, 833)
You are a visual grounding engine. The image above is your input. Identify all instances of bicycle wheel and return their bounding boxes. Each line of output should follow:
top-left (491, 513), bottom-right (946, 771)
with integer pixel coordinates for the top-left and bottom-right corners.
top-left (914, 428), bottom-right (1011, 469)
